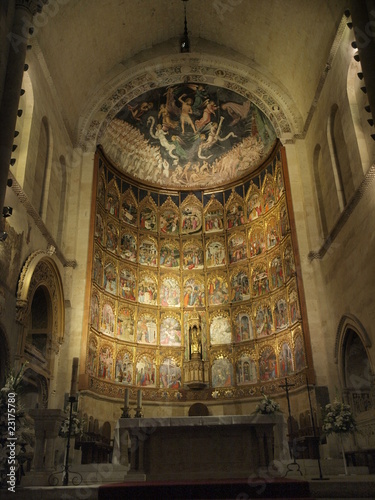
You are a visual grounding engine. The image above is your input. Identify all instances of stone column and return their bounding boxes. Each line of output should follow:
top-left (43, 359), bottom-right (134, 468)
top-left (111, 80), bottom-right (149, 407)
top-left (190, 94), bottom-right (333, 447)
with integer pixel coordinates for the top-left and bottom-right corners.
top-left (0, 1), bottom-right (47, 221)
top-left (349, 1), bottom-right (375, 128)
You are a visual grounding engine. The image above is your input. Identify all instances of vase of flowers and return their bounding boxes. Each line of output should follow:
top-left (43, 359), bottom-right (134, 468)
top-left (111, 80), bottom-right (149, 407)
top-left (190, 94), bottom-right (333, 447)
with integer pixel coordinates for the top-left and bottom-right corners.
top-left (254, 393), bottom-right (281, 415)
top-left (322, 399), bottom-right (357, 475)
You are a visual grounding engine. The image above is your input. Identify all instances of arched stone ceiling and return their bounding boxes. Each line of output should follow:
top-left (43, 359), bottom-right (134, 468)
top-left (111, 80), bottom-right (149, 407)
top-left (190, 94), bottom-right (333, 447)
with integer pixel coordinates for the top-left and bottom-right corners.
top-left (33, 0), bottom-right (347, 144)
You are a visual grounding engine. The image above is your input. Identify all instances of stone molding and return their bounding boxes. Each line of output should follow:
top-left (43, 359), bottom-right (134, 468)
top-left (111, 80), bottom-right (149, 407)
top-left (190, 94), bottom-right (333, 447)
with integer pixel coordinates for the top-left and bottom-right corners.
top-left (334, 314), bottom-right (372, 365)
top-left (308, 163), bottom-right (375, 261)
top-left (9, 171), bottom-right (77, 269)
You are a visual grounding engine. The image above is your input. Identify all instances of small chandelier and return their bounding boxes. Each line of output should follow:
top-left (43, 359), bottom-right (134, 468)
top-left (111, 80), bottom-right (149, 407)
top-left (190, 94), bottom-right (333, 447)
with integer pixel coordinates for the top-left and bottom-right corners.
top-left (180, 0), bottom-right (190, 53)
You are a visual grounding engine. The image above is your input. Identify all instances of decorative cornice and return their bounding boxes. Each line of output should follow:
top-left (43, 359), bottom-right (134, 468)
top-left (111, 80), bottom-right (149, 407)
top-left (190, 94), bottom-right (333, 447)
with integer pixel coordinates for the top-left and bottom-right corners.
top-left (9, 171), bottom-right (77, 269)
top-left (308, 163), bottom-right (375, 260)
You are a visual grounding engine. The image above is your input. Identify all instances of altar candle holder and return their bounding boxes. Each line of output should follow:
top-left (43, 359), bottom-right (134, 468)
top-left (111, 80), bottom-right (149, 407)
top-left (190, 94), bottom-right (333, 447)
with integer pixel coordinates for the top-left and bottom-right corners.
top-left (121, 388), bottom-right (131, 418)
top-left (135, 389), bottom-right (143, 418)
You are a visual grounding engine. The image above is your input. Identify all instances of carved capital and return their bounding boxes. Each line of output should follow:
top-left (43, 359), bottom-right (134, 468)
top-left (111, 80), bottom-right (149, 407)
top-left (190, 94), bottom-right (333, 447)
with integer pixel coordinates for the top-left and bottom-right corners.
top-left (15, 299), bottom-right (28, 325)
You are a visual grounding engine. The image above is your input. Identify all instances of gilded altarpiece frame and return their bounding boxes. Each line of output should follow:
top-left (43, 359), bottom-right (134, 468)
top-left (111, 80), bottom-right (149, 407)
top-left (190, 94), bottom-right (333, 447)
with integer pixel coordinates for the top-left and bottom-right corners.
top-left (80, 145), bottom-right (313, 402)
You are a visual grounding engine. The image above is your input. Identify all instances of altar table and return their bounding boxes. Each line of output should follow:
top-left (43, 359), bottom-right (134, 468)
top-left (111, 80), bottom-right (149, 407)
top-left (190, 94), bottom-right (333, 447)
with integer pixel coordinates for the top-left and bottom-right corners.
top-left (113, 415), bottom-right (279, 480)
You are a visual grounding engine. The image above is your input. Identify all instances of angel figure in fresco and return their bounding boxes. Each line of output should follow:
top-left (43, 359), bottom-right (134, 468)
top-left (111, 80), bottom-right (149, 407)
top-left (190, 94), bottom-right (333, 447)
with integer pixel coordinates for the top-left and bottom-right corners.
top-left (190, 84), bottom-right (210, 115)
top-left (127, 101), bottom-right (153, 121)
top-left (195, 99), bottom-right (218, 130)
top-left (147, 118), bottom-right (179, 159)
top-left (198, 117), bottom-right (237, 155)
top-left (221, 100), bottom-right (251, 126)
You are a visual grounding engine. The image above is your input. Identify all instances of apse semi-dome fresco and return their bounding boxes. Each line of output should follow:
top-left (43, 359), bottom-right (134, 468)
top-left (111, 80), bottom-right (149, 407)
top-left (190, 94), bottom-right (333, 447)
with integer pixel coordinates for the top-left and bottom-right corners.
top-left (101, 83), bottom-right (277, 189)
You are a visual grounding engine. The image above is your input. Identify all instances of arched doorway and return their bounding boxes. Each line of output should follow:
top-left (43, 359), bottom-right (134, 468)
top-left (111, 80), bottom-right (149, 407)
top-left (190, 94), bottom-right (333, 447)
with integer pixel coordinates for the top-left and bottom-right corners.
top-left (335, 315), bottom-right (375, 457)
top-left (16, 252), bottom-right (65, 410)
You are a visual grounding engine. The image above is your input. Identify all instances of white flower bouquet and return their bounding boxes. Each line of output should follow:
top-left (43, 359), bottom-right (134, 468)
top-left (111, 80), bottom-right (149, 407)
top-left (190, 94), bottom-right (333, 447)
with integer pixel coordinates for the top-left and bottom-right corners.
top-left (59, 410), bottom-right (83, 438)
top-left (322, 400), bottom-right (357, 436)
top-left (254, 393), bottom-right (281, 415)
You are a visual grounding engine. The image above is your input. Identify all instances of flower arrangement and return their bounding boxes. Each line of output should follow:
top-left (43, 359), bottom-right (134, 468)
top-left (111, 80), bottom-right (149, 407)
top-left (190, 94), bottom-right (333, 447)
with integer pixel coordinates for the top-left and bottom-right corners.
top-left (322, 399), bottom-right (357, 436)
top-left (59, 408), bottom-right (83, 438)
top-left (254, 393), bottom-right (281, 415)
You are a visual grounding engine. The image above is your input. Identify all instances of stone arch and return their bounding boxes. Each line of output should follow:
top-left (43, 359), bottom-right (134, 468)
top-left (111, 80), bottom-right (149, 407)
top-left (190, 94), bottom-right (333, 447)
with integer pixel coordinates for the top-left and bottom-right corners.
top-left (335, 314), bottom-right (373, 394)
top-left (16, 251), bottom-right (65, 406)
top-left (76, 44), bottom-right (303, 151)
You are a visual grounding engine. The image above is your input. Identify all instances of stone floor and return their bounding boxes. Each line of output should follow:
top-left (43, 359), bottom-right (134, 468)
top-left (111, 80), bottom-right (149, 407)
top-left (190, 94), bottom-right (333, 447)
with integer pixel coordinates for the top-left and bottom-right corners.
top-left (2, 459), bottom-right (374, 499)
top-left (1, 474), bottom-right (375, 499)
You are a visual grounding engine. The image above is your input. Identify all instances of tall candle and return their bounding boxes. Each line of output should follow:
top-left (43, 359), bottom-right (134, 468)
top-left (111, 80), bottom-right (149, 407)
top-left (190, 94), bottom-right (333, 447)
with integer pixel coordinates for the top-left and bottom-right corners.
top-left (124, 388), bottom-right (129, 408)
top-left (137, 389), bottom-right (142, 408)
top-left (70, 357), bottom-right (79, 396)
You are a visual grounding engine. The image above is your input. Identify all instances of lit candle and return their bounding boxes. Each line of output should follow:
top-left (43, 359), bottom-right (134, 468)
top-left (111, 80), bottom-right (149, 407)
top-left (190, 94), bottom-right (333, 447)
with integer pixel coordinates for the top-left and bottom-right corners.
top-left (137, 389), bottom-right (142, 408)
top-left (70, 357), bottom-right (79, 396)
top-left (124, 388), bottom-right (129, 408)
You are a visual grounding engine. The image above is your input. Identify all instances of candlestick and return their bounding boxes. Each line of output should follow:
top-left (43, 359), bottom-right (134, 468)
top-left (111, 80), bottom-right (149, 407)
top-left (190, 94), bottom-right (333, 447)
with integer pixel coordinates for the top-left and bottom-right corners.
top-left (121, 388), bottom-right (131, 418)
top-left (137, 389), bottom-right (142, 408)
top-left (70, 357), bottom-right (79, 396)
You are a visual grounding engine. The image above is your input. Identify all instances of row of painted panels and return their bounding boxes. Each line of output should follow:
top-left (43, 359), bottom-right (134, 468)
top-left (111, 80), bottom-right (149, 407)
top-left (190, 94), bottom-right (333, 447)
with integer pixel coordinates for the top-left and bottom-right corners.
top-left (98, 185), bottom-right (286, 238)
top-left (95, 203), bottom-right (289, 268)
top-left (92, 243), bottom-right (295, 307)
top-left (86, 330), bottom-right (306, 388)
top-left (90, 279), bottom-right (300, 344)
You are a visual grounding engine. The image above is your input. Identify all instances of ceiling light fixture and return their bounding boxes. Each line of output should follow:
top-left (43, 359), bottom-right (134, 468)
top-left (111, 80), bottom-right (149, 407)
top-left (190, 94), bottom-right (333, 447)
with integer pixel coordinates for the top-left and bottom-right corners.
top-left (180, 0), bottom-right (190, 53)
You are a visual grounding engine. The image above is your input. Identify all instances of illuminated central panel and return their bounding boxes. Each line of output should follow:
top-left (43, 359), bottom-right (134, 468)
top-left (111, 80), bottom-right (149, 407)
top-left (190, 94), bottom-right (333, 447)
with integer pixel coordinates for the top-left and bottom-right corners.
top-left (84, 83), bottom-right (308, 403)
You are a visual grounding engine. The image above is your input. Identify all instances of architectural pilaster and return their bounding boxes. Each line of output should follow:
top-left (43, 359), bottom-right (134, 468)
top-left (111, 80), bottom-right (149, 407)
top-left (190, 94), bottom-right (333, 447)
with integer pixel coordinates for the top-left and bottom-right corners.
top-left (0, 0), bottom-right (47, 224)
top-left (349, 1), bottom-right (375, 130)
